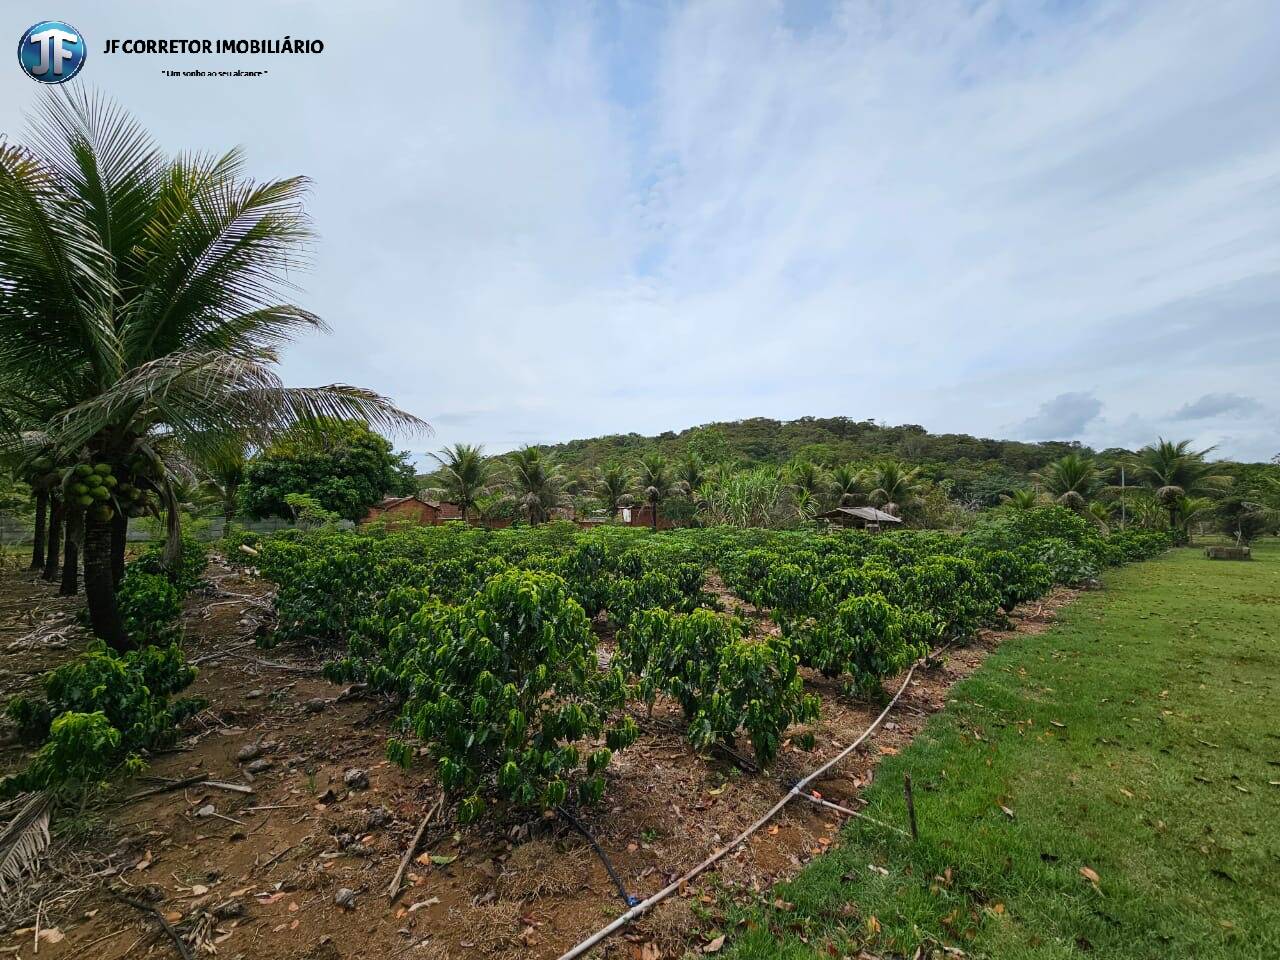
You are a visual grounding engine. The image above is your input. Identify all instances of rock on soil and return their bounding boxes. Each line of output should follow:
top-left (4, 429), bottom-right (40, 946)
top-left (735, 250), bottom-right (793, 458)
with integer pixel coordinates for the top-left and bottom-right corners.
top-left (333, 887), bottom-right (357, 909)
top-left (342, 768), bottom-right (369, 790)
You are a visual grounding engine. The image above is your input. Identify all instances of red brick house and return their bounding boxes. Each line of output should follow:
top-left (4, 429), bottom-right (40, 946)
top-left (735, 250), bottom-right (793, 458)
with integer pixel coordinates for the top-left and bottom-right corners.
top-left (362, 495), bottom-right (463, 526)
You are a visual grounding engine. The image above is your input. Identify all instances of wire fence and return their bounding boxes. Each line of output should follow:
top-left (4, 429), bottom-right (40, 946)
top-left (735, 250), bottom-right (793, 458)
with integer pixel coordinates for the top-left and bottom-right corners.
top-left (0, 515), bottom-right (302, 546)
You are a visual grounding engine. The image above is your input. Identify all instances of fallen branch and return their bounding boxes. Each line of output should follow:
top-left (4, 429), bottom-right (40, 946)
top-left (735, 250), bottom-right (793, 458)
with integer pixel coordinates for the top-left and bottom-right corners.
top-left (122, 776), bottom-right (205, 803)
top-left (216, 651), bottom-right (322, 674)
top-left (108, 888), bottom-right (194, 960)
top-left (199, 781), bottom-right (254, 796)
top-left (188, 640), bottom-right (256, 666)
top-left (796, 791), bottom-right (911, 838)
top-left (388, 794), bottom-right (444, 903)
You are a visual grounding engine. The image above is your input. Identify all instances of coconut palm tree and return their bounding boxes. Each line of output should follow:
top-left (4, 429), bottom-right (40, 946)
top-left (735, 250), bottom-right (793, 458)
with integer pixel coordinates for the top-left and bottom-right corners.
top-left (1171, 495), bottom-right (1215, 543)
top-left (1033, 453), bottom-right (1101, 511)
top-left (195, 436), bottom-right (248, 525)
top-left (506, 446), bottom-right (564, 525)
top-left (787, 459), bottom-right (826, 500)
top-left (675, 452), bottom-right (705, 498)
top-left (0, 90), bottom-right (423, 649)
top-left (1129, 439), bottom-right (1230, 541)
top-left (866, 461), bottom-right (924, 517)
top-left (1085, 500), bottom-right (1113, 532)
top-left (428, 442), bottom-right (490, 523)
top-left (594, 462), bottom-right (632, 519)
top-left (1001, 487), bottom-right (1042, 510)
top-left (792, 488), bottom-right (820, 522)
top-left (829, 464), bottom-right (866, 508)
top-left (637, 453), bottom-right (674, 531)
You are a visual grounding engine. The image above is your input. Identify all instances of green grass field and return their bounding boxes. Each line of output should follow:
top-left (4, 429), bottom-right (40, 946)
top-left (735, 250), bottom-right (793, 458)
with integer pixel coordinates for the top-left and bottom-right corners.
top-left (723, 540), bottom-right (1280, 960)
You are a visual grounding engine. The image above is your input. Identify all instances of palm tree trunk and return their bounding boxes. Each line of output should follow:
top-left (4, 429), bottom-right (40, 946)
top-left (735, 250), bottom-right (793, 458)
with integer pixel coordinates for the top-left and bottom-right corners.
top-left (42, 500), bottom-right (62, 581)
top-left (83, 513), bottom-right (129, 651)
top-left (111, 511), bottom-right (128, 586)
top-left (161, 488), bottom-right (182, 570)
top-left (60, 508), bottom-right (80, 596)
top-left (223, 482), bottom-right (238, 524)
top-left (29, 489), bottom-right (47, 570)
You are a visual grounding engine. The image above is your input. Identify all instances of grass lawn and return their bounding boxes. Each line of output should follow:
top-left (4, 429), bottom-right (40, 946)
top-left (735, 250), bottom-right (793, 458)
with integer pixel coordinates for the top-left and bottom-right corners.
top-left (723, 539), bottom-right (1280, 960)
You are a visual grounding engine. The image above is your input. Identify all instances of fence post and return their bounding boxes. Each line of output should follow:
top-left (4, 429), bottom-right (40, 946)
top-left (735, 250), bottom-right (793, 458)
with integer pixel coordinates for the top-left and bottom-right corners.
top-left (904, 772), bottom-right (918, 840)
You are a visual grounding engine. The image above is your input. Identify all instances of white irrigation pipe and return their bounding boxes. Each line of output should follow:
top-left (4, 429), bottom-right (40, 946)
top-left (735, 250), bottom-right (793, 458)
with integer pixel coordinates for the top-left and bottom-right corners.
top-left (556, 657), bottom-right (924, 960)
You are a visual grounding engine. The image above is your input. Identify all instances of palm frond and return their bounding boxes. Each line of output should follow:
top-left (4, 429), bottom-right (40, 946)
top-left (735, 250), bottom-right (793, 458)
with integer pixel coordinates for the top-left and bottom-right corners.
top-left (0, 792), bottom-right (51, 893)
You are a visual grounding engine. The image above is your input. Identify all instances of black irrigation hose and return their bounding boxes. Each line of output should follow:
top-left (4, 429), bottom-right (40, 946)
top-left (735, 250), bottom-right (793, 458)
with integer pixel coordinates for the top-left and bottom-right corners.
top-left (555, 805), bottom-right (640, 907)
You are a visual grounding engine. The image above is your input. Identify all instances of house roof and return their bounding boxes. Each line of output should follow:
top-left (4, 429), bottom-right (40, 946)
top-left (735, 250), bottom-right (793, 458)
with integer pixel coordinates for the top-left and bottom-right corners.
top-left (371, 494), bottom-right (443, 511)
top-left (818, 506), bottom-right (903, 524)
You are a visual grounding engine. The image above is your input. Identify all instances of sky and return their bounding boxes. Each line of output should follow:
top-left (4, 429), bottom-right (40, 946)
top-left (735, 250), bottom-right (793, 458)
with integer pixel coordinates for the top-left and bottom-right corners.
top-left (3, 1), bottom-right (1277, 465)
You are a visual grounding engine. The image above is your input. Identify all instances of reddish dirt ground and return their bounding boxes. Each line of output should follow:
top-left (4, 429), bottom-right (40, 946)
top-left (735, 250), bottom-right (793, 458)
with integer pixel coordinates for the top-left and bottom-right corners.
top-left (0, 557), bottom-right (1076, 960)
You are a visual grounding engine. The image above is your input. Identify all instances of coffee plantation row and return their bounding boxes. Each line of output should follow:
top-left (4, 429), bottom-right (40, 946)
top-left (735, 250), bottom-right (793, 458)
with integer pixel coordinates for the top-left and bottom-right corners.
top-left (221, 506), bottom-right (1169, 822)
top-left (5, 539), bottom-right (209, 802)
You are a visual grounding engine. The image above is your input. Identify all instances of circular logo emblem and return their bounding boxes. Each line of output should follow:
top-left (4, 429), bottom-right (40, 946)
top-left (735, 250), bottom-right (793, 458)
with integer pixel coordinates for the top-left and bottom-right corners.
top-left (17, 21), bottom-right (86, 84)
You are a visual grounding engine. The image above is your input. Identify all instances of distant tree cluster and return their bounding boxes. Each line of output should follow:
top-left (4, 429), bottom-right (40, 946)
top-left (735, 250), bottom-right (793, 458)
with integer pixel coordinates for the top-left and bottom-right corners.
top-left (414, 431), bottom-right (1279, 543)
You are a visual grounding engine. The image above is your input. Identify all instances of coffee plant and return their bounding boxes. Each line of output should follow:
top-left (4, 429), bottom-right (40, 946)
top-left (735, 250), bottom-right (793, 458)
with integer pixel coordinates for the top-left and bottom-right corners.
top-left (117, 570), bottom-right (182, 645)
top-left (798, 594), bottom-right (932, 695)
top-left (3, 643), bottom-right (201, 802)
top-left (133, 534), bottom-right (209, 595)
top-left (622, 608), bottom-right (818, 765)
top-left (384, 570), bottom-right (638, 821)
top-left (968, 548), bottom-right (1054, 614)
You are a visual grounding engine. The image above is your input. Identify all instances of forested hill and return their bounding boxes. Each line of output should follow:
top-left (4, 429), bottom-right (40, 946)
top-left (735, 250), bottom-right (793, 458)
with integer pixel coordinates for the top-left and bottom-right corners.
top-left (536, 417), bottom-right (1105, 505)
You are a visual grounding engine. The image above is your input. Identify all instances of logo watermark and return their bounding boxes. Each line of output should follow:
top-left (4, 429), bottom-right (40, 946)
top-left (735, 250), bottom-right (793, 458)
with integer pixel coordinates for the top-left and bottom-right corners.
top-left (17, 20), bottom-right (87, 83)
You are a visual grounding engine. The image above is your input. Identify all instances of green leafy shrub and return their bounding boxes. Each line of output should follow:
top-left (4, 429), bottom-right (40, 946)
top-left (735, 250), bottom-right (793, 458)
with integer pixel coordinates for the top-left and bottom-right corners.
top-left (3, 643), bottom-right (200, 801)
top-left (220, 527), bottom-right (262, 565)
top-left (16, 712), bottom-right (138, 803)
top-left (799, 594), bottom-right (932, 695)
top-left (761, 562), bottom-right (820, 623)
top-left (827, 560), bottom-right (903, 606)
top-left (1105, 529), bottom-right (1172, 562)
top-left (966, 505), bottom-right (1100, 555)
top-left (1033, 537), bottom-right (1099, 586)
top-left (267, 536), bottom-right (387, 646)
top-left (898, 556), bottom-right (1000, 638)
top-left (133, 535), bottom-right (208, 595)
top-left (720, 548), bottom-right (777, 608)
top-left (117, 570), bottom-right (181, 644)
top-left (37, 643), bottom-right (199, 748)
top-left (969, 549), bottom-right (1054, 614)
top-left (607, 570), bottom-right (683, 628)
top-left (385, 570), bottom-right (638, 821)
top-left (622, 608), bottom-right (819, 765)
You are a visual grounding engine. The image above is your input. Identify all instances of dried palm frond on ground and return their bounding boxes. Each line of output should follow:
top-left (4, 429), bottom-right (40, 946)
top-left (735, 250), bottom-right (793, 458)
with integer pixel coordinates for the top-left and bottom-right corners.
top-left (0, 792), bottom-right (50, 893)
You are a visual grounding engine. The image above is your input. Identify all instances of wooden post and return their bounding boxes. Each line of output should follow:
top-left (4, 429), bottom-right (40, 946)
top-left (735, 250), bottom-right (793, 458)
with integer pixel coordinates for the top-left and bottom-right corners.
top-left (903, 772), bottom-right (918, 841)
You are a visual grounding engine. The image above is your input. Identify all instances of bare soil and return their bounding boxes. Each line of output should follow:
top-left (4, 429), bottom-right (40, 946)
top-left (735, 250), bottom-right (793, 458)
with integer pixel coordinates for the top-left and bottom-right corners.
top-left (0, 559), bottom-right (1075, 960)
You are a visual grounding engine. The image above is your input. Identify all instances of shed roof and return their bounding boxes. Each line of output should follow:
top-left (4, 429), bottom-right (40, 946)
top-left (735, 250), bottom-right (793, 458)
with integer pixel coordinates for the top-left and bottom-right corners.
top-left (818, 506), bottom-right (903, 524)
top-left (371, 494), bottom-right (440, 511)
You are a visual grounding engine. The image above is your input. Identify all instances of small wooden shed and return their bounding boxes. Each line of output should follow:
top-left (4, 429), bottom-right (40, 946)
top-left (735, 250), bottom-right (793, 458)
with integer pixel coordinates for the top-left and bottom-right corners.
top-left (816, 506), bottom-right (903, 531)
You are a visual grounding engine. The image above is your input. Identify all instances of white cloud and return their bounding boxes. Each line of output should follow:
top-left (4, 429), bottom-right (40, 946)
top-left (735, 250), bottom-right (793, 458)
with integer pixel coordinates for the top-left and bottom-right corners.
top-left (2, 0), bottom-right (1277, 463)
top-left (1172, 392), bottom-right (1264, 420)
top-left (1017, 392), bottom-right (1104, 440)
